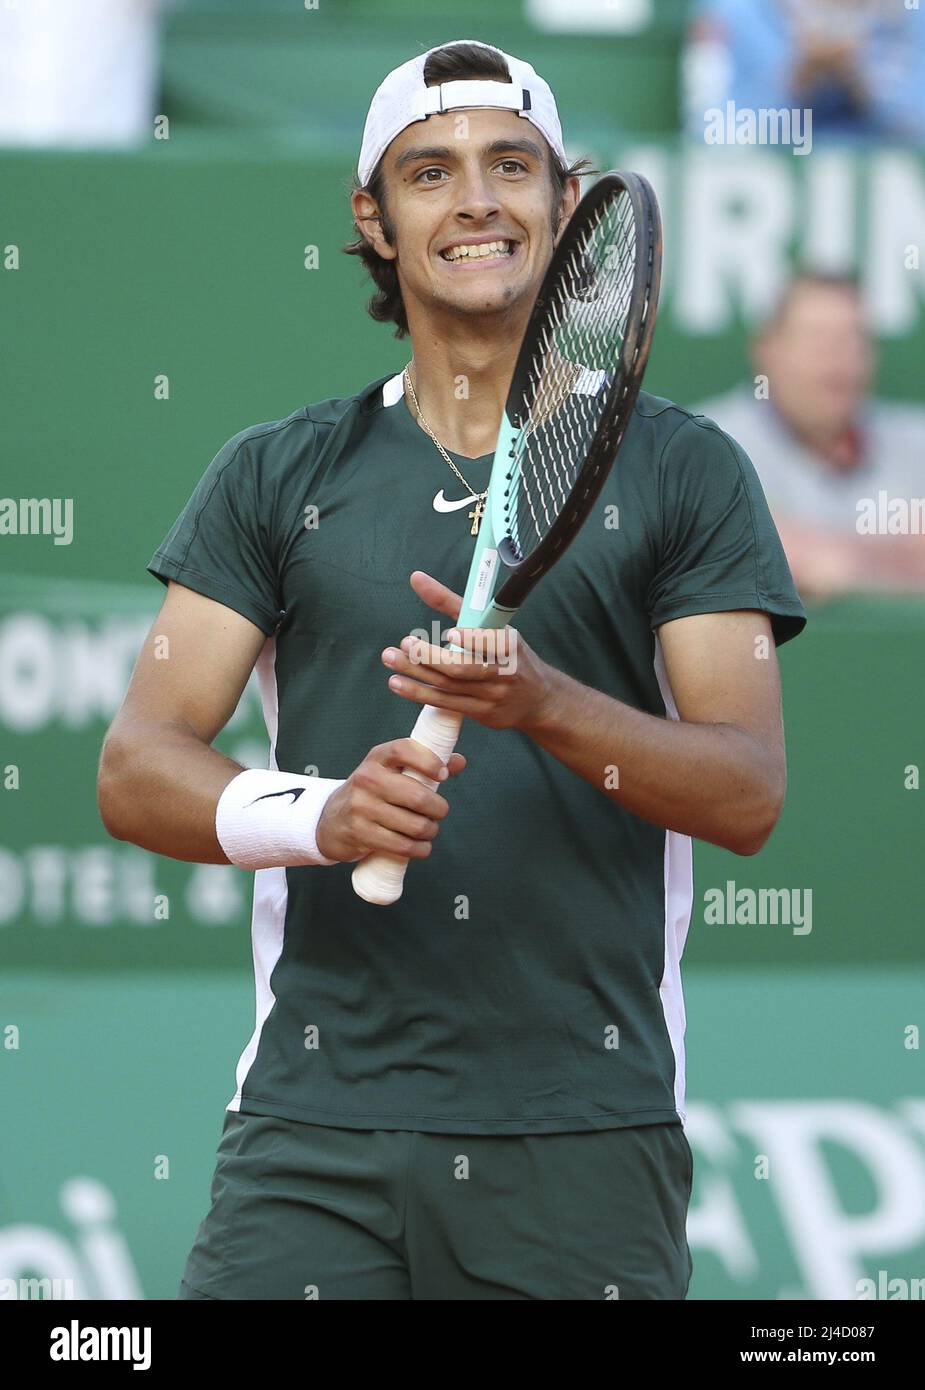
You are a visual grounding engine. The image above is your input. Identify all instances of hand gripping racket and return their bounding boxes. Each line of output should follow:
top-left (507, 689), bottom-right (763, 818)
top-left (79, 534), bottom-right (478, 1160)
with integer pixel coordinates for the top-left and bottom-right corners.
top-left (352, 170), bottom-right (662, 906)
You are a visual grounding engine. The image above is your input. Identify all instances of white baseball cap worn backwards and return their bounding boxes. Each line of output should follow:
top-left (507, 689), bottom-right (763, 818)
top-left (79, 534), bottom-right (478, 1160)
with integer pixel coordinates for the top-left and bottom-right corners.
top-left (357, 39), bottom-right (567, 187)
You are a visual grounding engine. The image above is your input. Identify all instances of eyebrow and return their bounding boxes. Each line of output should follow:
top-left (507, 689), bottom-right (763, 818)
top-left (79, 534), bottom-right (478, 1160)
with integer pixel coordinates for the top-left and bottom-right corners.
top-left (393, 137), bottom-right (546, 173)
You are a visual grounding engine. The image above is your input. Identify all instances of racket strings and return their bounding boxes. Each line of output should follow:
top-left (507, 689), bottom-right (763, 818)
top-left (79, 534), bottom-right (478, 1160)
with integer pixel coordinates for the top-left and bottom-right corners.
top-left (507, 191), bottom-right (639, 562)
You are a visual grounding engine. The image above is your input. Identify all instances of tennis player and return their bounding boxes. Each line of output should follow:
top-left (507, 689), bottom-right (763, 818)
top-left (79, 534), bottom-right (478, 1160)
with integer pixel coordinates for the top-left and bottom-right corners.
top-left (98, 39), bottom-right (807, 1300)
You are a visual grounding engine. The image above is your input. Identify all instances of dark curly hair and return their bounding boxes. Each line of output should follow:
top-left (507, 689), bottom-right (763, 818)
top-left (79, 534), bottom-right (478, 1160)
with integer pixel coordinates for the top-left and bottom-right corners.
top-left (342, 41), bottom-right (598, 339)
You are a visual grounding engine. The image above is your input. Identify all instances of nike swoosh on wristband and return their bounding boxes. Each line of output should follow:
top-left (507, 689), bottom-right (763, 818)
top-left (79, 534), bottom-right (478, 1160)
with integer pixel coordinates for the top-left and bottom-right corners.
top-left (433, 488), bottom-right (477, 513)
top-left (247, 788), bottom-right (306, 806)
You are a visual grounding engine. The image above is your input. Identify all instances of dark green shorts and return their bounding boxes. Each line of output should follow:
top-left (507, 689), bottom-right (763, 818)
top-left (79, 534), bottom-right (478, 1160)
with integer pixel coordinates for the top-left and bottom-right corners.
top-left (178, 1110), bottom-right (693, 1300)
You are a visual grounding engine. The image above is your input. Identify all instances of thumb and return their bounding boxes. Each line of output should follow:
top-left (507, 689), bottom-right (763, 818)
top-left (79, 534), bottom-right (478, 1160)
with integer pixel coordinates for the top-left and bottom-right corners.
top-left (410, 569), bottom-right (463, 620)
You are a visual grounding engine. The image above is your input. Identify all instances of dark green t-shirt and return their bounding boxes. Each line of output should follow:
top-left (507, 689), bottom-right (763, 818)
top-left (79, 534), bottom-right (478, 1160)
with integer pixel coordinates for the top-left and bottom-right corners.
top-left (148, 370), bottom-right (806, 1134)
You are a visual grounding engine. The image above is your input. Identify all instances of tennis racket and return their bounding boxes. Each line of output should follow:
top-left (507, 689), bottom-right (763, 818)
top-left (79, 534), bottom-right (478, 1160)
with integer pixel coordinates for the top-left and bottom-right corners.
top-left (352, 169), bottom-right (662, 906)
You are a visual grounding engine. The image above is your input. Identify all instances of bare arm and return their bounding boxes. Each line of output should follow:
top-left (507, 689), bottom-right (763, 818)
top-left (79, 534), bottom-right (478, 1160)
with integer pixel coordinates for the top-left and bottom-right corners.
top-left (97, 581), bottom-right (266, 862)
top-left (98, 580), bottom-right (467, 866)
top-left (519, 610), bottom-right (787, 856)
top-left (381, 574), bottom-right (788, 858)
top-left (774, 514), bottom-right (925, 599)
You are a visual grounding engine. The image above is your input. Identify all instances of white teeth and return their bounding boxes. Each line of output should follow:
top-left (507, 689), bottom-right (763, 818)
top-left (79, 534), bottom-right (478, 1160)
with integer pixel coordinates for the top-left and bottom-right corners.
top-left (441, 240), bottom-right (513, 262)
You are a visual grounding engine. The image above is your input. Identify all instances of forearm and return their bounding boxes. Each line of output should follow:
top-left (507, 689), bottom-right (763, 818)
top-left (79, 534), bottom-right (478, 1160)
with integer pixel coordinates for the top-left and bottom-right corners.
top-left (857, 533), bottom-right (925, 592)
top-left (775, 516), bottom-right (925, 598)
top-left (521, 669), bottom-right (784, 855)
top-left (98, 720), bottom-right (245, 862)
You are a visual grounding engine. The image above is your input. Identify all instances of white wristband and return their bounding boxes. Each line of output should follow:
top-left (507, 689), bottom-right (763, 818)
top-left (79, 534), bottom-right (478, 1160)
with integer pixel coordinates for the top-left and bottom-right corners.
top-left (215, 769), bottom-right (345, 869)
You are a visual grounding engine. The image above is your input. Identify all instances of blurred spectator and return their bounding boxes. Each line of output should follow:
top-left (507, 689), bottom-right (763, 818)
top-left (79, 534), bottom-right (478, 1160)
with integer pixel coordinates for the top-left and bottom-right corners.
top-left (695, 274), bottom-right (925, 600)
top-left (684, 0), bottom-right (925, 144)
top-left (0, 0), bottom-right (173, 149)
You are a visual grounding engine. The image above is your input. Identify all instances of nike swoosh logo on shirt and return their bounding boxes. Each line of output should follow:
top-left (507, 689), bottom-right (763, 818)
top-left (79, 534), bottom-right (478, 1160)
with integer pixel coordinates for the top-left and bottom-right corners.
top-left (247, 788), bottom-right (306, 806)
top-left (433, 488), bottom-right (477, 513)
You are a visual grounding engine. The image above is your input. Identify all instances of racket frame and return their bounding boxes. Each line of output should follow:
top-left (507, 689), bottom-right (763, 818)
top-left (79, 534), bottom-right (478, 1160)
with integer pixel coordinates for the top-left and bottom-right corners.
top-left (351, 170), bottom-right (662, 905)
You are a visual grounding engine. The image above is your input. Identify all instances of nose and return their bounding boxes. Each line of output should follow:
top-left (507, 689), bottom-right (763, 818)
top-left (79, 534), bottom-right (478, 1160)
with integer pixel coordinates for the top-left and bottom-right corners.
top-left (452, 165), bottom-right (502, 223)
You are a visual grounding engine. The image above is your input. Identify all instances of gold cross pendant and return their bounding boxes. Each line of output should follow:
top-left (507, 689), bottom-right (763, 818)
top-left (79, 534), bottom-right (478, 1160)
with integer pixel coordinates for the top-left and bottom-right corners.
top-left (468, 496), bottom-right (485, 536)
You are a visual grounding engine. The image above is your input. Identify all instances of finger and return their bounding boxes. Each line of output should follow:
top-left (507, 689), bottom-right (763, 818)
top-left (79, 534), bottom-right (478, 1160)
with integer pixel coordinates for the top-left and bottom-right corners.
top-left (378, 768), bottom-right (450, 821)
top-left (386, 672), bottom-right (497, 715)
top-left (446, 625), bottom-right (519, 665)
top-left (359, 823), bottom-right (435, 861)
top-left (409, 570), bottom-right (463, 619)
top-left (368, 738), bottom-right (449, 784)
top-left (388, 640), bottom-right (499, 682)
top-left (370, 796), bottom-right (443, 843)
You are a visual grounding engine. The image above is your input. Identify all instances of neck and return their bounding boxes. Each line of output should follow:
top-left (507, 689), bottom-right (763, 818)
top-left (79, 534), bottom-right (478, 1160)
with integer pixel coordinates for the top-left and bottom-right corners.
top-left (781, 410), bottom-right (863, 472)
top-left (403, 333), bottom-right (521, 460)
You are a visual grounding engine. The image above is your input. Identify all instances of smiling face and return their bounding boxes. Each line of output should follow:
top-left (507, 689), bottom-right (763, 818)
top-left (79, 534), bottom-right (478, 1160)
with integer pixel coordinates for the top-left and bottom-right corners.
top-left (353, 106), bottom-right (579, 336)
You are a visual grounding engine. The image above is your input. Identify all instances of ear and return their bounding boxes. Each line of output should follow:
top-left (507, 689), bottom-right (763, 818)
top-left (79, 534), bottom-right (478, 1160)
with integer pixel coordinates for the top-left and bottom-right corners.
top-left (553, 175), bottom-right (582, 243)
top-left (562, 175), bottom-right (581, 221)
top-left (751, 326), bottom-right (774, 376)
top-left (351, 188), bottom-right (397, 263)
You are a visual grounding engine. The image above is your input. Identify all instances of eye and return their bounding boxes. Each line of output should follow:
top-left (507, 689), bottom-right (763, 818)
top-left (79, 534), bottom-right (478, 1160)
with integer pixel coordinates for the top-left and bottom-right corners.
top-left (413, 159), bottom-right (529, 183)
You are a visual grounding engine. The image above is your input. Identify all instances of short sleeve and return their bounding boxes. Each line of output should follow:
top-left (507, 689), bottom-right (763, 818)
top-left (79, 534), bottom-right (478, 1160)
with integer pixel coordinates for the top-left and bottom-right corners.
top-left (646, 415), bottom-right (807, 647)
top-left (147, 431), bottom-right (283, 637)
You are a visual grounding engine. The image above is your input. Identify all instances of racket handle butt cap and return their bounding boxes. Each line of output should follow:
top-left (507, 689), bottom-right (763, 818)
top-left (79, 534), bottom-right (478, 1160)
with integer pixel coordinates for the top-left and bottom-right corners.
top-left (351, 853), bottom-right (410, 906)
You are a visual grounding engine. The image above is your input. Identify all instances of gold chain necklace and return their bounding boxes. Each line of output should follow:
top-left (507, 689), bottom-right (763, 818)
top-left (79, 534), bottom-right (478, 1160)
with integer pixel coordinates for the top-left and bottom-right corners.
top-left (404, 365), bottom-right (489, 536)
top-left (403, 358), bottom-right (583, 537)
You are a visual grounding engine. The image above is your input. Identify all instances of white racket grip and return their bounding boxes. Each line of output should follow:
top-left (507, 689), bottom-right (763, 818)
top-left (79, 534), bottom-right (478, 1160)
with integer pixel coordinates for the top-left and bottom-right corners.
top-left (351, 703), bottom-right (464, 905)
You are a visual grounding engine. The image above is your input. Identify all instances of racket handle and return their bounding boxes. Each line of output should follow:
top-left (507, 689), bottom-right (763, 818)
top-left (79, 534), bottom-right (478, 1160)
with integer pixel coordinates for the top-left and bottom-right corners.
top-left (351, 704), bottom-right (464, 906)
